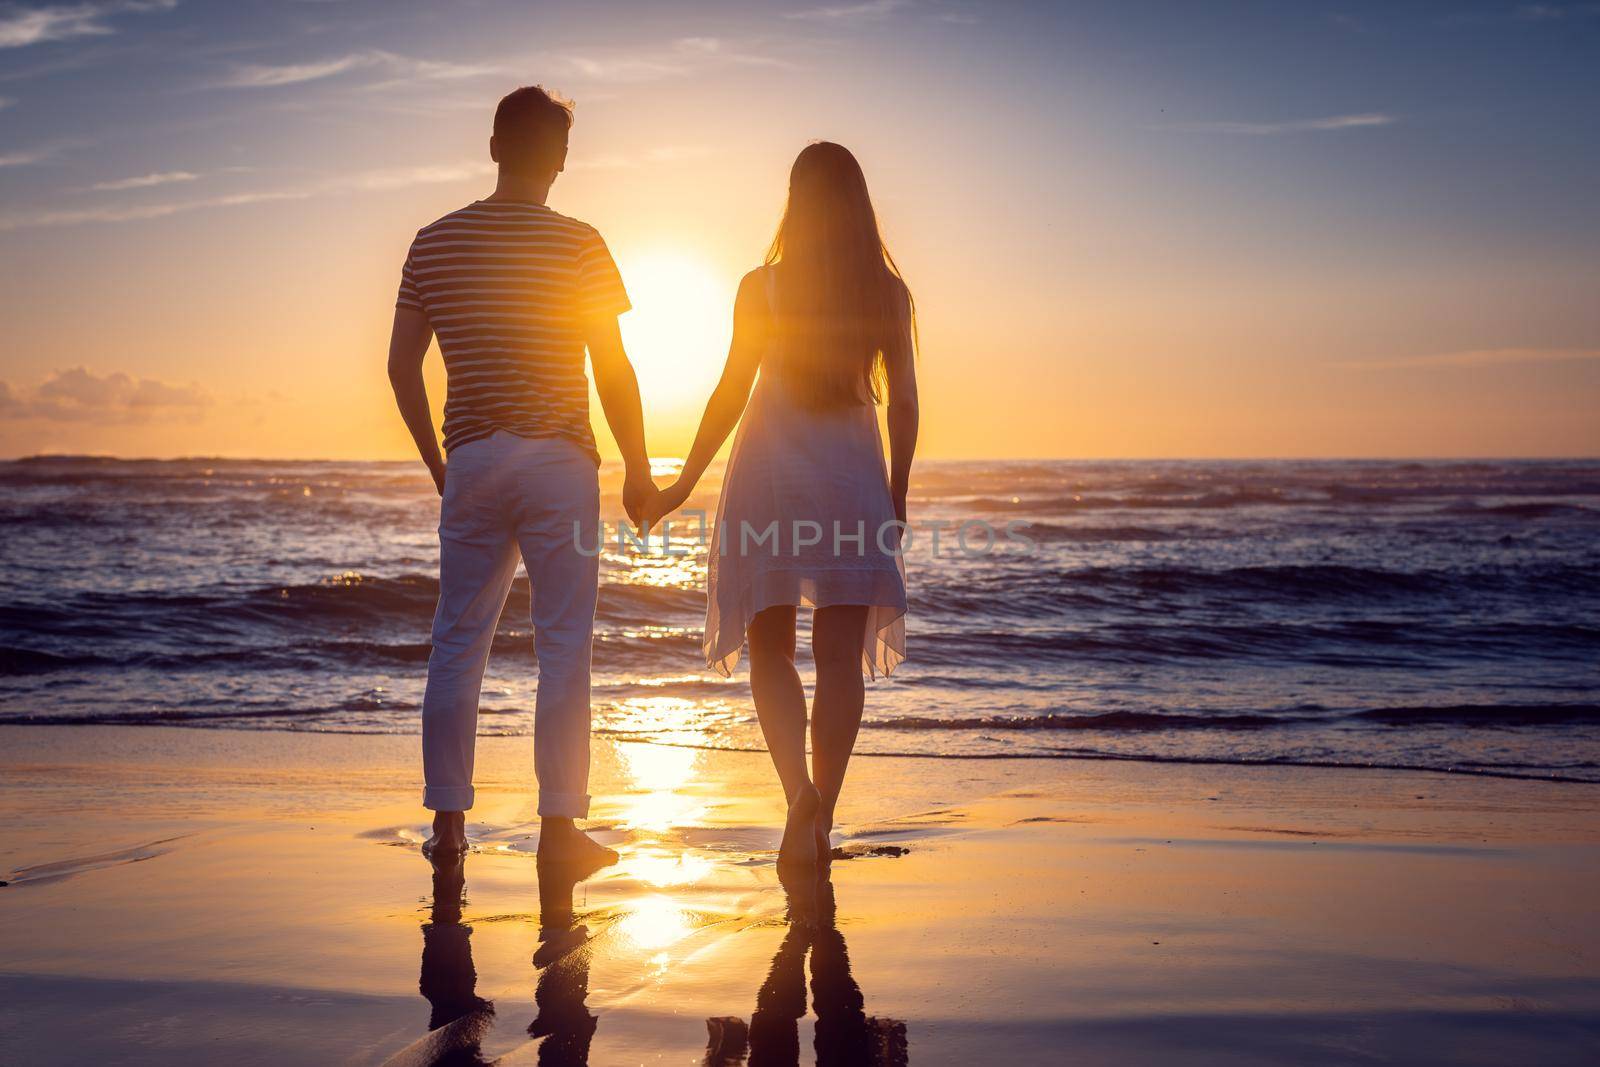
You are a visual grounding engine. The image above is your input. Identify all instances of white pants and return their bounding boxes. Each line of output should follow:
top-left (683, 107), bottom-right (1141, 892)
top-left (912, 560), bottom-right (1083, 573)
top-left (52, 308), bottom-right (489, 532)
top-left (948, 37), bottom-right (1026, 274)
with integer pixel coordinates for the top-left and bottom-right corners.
top-left (422, 431), bottom-right (600, 817)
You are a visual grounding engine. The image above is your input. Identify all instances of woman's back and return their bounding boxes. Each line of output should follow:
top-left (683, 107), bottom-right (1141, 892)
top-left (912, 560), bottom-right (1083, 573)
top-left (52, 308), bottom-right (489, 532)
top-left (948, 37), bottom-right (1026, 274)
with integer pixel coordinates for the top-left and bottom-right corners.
top-left (643, 139), bottom-right (920, 873)
top-left (703, 264), bottom-right (907, 678)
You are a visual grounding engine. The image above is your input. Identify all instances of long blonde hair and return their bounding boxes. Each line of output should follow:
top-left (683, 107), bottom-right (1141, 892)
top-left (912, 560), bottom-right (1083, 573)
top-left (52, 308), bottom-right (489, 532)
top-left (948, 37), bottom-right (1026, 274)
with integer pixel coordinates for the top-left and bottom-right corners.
top-left (764, 142), bottom-right (915, 408)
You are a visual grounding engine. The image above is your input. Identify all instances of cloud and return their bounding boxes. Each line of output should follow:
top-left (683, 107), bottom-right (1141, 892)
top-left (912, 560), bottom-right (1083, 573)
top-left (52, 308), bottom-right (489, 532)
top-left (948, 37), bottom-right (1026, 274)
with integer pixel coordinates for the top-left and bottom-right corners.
top-left (569, 145), bottom-right (714, 171)
top-left (369, 51), bottom-right (501, 82)
top-left (0, 188), bottom-right (305, 230)
top-left (0, 149), bottom-right (728, 231)
top-left (0, 147), bottom-right (50, 167)
top-left (1346, 347), bottom-right (1600, 370)
top-left (1438, 2), bottom-right (1600, 26)
top-left (564, 53), bottom-right (682, 82)
top-left (219, 49), bottom-right (503, 90)
top-left (0, 95), bottom-right (14, 109)
top-left (0, 0), bottom-right (175, 50)
top-left (0, 160), bottom-right (504, 230)
top-left (1512, 3), bottom-right (1600, 20)
top-left (89, 169), bottom-right (198, 191)
top-left (1172, 113), bottom-right (1396, 135)
top-left (557, 36), bottom-right (788, 83)
top-left (336, 161), bottom-right (495, 191)
top-left (0, 366), bottom-right (209, 423)
top-left (219, 52), bottom-right (376, 88)
top-left (784, 0), bottom-right (908, 21)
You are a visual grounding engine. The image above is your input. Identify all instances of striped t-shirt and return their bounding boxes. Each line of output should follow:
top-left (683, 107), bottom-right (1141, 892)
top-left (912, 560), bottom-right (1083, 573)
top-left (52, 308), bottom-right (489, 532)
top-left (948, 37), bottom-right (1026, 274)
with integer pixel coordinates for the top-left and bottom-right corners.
top-left (396, 199), bottom-right (630, 460)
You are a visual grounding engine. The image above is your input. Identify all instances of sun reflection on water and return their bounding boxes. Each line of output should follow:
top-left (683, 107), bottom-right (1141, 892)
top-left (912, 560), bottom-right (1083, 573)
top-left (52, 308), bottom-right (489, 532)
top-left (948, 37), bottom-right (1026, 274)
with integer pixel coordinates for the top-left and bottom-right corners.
top-left (618, 846), bottom-right (715, 887)
top-left (611, 547), bottom-right (705, 589)
top-left (598, 696), bottom-right (747, 748)
top-left (614, 893), bottom-right (695, 953)
top-left (616, 738), bottom-right (706, 832)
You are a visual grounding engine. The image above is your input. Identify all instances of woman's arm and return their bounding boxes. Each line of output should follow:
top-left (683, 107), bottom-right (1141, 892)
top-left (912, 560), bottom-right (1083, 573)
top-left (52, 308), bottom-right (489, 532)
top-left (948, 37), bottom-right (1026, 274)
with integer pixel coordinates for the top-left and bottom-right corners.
top-left (645, 270), bottom-right (769, 523)
top-left (884, 286), bottom-right (919, 524)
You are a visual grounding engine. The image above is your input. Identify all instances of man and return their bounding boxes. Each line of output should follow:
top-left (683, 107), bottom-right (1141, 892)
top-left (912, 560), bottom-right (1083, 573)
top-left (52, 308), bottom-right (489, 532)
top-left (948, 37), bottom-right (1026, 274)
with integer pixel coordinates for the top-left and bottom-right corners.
top-left (387, 85), bottom-right (655, 866)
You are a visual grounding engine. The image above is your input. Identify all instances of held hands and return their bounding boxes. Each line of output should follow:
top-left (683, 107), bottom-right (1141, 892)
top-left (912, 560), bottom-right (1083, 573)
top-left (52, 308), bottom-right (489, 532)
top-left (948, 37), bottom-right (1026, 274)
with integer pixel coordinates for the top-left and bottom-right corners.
top-left (621, 467), bottom-right (659, 533)
top-left (641, 477), bottom-right (694, 532)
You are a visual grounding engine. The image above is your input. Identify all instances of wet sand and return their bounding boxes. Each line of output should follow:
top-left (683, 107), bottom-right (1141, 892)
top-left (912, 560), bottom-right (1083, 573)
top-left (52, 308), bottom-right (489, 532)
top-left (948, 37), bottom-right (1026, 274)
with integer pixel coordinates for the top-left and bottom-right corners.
top-left (2, 724), bottom-right (1598, 1065)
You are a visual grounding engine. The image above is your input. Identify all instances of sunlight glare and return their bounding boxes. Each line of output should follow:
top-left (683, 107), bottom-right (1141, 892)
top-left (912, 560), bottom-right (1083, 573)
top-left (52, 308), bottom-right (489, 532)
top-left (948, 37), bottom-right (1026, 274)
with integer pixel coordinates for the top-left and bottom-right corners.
top-left (616, 738), bottom-right (706, 832)
top-left (616, 251), bottom-right (732, 421)
top-left (615, 893), bottom-right (695, 953)
top-left (620, 846), bottom-right (715, 887)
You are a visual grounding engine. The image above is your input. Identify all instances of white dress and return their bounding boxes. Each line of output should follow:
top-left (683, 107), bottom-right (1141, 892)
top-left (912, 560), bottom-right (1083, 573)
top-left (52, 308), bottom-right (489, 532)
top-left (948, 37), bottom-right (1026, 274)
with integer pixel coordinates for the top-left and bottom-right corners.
top-left (704, 269), bottom-right (908, 677)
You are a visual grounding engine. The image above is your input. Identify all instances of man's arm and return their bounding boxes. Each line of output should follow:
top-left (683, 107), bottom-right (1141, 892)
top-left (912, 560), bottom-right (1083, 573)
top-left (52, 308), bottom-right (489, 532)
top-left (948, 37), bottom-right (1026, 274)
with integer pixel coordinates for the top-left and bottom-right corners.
top-left (386, 306), bottom-right (445, 495)
top-left (585, 315), bottom-right (656, 529)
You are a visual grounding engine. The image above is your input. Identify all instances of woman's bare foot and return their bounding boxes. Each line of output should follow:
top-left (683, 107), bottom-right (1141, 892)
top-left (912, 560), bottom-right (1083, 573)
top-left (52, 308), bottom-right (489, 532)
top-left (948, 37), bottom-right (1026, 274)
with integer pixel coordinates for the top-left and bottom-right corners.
top-left (814, 812), bottom-right (835, 870)
top-left (777, 860), bottom-right (820, 926)
top-left (423, 810), bottom-right (468, 862)
top-left (537, 817), bottom-right (619, 871)
top-left (778, 782), bottom-right (820, 869)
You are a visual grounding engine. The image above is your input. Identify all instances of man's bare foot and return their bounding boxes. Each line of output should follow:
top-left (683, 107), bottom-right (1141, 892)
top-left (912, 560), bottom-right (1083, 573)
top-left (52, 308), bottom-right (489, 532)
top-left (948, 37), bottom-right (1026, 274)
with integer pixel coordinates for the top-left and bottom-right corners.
top-left (536, 817), bottom-right (619, 871)
top-left (778, 782), bottom-right (820, 869)
top-left (423, 810), bottom-right (468, 862)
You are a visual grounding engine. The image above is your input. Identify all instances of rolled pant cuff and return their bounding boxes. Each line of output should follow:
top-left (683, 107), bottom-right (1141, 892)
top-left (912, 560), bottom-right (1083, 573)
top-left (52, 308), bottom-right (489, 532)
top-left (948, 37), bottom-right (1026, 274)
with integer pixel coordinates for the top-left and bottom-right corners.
top-left (537, 791), bottom-right (591, 819)
top-left (424, 785), bottom-right (476, 811)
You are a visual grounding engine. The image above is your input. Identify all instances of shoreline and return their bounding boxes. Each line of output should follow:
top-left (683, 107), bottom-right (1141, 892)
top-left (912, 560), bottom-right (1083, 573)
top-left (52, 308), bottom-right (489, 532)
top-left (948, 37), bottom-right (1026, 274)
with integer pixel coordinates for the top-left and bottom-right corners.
top-left (5, 720), bottom-right (1597, 786)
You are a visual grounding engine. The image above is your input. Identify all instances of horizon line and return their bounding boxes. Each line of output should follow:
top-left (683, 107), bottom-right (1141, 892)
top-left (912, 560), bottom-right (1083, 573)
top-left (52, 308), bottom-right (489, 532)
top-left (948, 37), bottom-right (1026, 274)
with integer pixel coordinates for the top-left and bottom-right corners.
top-left (5, 452), bottom-right (1598, 464)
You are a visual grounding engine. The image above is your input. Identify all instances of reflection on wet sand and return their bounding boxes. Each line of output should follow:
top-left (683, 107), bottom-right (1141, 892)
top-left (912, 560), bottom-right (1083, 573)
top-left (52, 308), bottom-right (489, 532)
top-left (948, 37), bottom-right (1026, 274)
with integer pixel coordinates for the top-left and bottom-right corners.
top-left (385, 862), bottom-right (496, 1067)
top-left (421, 863), bottom-right (493, 1033)
top-left (395, 851), bottom-right (905, 1066)
top-left (388, 854), bottom-right (607, 1067)
top-left (395, 730), bottom-right (911, 1066)
top-left (528, 855), bottom-right (601, 1066)
top-left (707, 874), bottom-right (908, 1067)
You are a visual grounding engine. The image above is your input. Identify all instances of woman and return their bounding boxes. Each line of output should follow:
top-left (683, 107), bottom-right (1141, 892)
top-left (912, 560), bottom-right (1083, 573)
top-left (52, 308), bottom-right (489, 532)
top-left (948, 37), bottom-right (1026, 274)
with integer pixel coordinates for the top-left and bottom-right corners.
top-left (646, 142), bottom-right (919, 870)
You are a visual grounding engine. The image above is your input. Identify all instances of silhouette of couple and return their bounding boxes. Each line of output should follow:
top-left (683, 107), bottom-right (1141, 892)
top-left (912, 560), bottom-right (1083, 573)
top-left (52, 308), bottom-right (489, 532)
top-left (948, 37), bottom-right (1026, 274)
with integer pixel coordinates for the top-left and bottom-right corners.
top-left (387, 86), bottom-right (918, 873)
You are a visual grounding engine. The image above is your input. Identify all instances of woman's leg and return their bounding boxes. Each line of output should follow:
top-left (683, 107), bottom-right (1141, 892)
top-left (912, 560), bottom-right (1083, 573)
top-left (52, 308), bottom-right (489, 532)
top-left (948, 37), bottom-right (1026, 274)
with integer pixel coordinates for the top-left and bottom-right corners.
top-left (748, 606), bottom-right (807, 797)
top-left (810, 606), bottom-right (869, 859)
top-left (748, 606), bottom-right (818, 866)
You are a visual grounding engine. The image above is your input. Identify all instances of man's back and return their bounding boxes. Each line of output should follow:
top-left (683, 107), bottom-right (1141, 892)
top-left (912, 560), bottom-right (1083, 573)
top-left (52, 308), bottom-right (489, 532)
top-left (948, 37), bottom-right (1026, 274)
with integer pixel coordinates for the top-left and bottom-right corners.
top-left (397, 200), bottom-right (629, 461)
top-left (390, 84), bottom-right (650, 865)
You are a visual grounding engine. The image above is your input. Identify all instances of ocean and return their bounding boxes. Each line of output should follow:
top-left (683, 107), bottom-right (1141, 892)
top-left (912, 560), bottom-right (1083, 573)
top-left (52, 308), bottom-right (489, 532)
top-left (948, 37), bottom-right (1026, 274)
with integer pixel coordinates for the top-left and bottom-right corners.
top-left (2, 456), bottom-right (1597, 782)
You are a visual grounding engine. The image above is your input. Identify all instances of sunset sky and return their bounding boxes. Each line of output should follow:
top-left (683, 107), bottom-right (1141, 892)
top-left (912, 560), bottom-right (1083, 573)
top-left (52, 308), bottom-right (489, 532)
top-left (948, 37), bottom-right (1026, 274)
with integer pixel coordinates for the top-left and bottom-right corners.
top-left (0, 0), bottom-right (1596, 460)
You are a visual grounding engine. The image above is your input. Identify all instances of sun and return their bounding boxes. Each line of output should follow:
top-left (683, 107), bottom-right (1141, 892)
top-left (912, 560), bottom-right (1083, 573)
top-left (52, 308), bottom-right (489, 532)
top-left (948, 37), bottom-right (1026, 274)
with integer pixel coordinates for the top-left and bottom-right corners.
top-left (615, 251), bottom-right (734, 429)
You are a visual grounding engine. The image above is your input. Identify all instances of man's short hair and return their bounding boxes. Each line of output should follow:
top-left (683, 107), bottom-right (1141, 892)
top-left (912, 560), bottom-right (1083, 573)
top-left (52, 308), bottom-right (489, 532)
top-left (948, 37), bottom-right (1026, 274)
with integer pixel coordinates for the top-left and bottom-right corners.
top-left (493, 86), bottom-right (573, 176)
